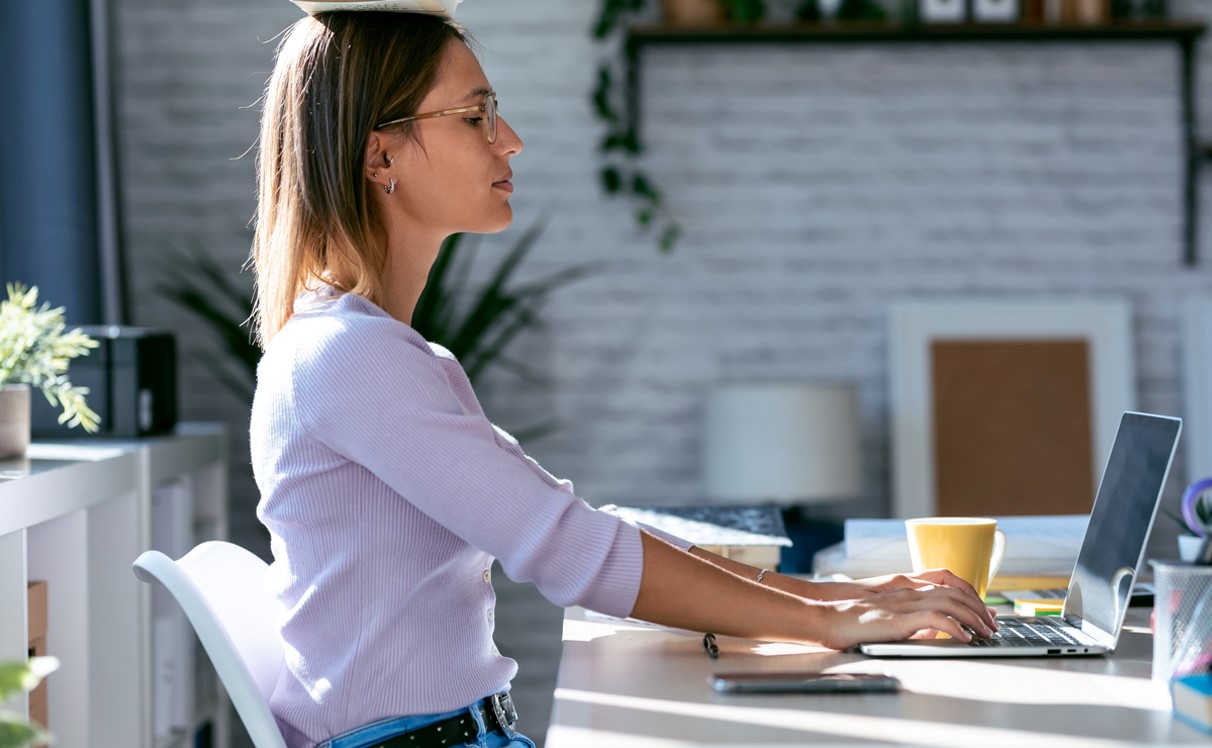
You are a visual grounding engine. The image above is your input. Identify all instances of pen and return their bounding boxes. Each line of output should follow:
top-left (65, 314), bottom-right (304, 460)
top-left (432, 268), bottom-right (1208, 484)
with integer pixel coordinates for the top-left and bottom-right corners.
top-left (703, 632), bottom-right (718, 659)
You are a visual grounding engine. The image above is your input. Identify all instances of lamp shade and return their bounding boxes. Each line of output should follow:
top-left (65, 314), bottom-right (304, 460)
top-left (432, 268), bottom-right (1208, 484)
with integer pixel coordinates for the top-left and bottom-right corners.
top-left (703, 383), bottom-right (861, 504)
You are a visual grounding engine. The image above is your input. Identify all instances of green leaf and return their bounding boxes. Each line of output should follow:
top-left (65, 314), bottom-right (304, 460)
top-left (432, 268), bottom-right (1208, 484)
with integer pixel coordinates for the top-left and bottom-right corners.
top-left (156, 247), bottom-right (259, 404)
top-left (601, 167), bottom-right (623, 194)
top-left (0, 718), bottom-right (42, 748)
top-left (448, 220), bottom-right (547, 358)
top-left (621, 131), bottom-right (641, 155)
top-left (0, 284), bottom-right (100, 430)
top-left (631, 174), bottom-right (661, 202)
top-left (659, 223), bottom-right (682, 253)
top-left (0, 657), bottom-right (57, 701)
top-left (592, 66), bottom-right (618, 124)
top-left (722, 0), bottom-right (767, 22)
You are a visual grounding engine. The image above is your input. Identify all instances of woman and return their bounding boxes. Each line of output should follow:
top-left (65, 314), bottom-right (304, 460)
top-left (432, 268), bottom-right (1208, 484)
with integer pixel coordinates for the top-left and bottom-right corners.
top-left (248, 9), bottom-right (998, 748)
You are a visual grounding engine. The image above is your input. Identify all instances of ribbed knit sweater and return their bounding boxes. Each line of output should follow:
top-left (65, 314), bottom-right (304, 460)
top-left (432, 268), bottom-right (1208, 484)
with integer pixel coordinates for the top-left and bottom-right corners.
top-left (250, 288), bottom-right (652, 747)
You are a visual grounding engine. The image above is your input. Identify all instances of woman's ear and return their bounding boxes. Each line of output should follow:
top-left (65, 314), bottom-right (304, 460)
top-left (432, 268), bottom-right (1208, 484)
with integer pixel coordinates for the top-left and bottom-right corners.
top-left (364, 131), bottom-right (396, 188)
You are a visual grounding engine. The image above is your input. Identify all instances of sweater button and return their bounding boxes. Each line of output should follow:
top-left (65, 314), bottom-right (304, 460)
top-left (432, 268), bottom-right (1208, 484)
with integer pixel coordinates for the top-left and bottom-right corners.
top-left (483, 569), bottom-right (491, 583)
top-left (487, 608), bottom-right (494, 623)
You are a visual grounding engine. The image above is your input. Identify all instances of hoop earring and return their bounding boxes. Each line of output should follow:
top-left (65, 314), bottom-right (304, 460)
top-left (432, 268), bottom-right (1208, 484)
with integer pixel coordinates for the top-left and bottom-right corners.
top-left (384, 178), bottom-right (396, 195)
top-left (384, 154), bottom-right (394, 167)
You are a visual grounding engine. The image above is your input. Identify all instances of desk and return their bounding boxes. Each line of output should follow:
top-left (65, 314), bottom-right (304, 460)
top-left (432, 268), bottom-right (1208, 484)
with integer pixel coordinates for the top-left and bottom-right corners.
top-left (548, 607), bottom-right (1210, 747)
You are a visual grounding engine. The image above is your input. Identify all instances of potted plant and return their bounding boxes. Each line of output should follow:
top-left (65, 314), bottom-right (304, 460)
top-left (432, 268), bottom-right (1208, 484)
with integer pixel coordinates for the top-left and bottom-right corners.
top-left (0, 284), bottom-right (100, 457)
top-left (158, 220), bottom-right (593, 436)
top-left (592, 0), bottom-right (769, 254)
top-left (0, 656), bottom-right (58, 747)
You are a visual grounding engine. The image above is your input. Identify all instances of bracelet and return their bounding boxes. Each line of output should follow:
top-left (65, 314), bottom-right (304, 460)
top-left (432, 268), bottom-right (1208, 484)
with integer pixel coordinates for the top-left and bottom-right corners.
top-left (756, 568), bottom-right (769, 584)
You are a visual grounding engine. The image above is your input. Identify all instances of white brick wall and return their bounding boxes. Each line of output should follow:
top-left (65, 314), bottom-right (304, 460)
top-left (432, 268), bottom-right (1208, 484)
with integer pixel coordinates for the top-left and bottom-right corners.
top-left (111, 1), bottom-right (1212, 743)
top-left (112, 0), bottom-right (1212, 531)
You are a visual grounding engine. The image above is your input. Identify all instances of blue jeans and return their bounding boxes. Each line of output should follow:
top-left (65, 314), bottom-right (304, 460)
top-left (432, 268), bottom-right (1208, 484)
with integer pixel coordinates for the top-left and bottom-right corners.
top-left (316, 701), bottom-right (536, 748)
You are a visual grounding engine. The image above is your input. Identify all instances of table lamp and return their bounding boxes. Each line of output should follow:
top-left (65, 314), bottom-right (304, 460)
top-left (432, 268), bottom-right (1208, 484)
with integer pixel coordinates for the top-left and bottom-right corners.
top-left (702, 382), bottom-right (862, 508)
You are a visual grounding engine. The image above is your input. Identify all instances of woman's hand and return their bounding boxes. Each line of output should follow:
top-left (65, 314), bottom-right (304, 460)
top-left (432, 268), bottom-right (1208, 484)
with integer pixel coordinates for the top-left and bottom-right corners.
top-left (813, 582), bottom-right (999, 651)
top-left (811, 568), bottom-right (982, 601)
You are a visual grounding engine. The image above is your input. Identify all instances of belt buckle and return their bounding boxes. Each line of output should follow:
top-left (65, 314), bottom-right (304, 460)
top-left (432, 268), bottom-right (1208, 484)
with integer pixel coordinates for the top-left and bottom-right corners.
top-left (490, 692), bottom-right (517, 740)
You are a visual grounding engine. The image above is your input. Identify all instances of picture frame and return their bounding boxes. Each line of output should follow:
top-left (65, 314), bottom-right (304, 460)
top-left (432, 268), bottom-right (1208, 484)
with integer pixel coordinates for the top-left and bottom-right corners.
top-left (1183, 300), bottom-right (1212, 482)
top-left (889, 300), bottom-right (1135, 519)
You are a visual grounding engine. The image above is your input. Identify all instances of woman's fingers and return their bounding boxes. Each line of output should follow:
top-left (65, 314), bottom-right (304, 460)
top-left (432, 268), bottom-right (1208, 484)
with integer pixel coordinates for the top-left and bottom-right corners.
top-left (904, 586), bottom-right (993, 637)
top-left (910, 568), bottom-right (981, 599)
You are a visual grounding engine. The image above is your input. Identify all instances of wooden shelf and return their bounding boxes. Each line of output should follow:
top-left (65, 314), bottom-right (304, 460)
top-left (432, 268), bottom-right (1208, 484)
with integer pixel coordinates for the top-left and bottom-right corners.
top-left (622, 19), bottom-right (1207, 265)
top-left (627, 19), bottom-right (1206, 45)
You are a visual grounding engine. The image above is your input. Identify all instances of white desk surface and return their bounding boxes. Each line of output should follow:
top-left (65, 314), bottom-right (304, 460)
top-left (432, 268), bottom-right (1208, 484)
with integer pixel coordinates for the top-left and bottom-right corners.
top-left (547, 607), bottom-right (1212, 747)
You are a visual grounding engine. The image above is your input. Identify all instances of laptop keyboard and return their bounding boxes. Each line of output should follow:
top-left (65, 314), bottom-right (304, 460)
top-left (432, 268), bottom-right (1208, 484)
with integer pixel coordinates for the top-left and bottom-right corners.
top-left (970, 617), bottom-right (1081, 648)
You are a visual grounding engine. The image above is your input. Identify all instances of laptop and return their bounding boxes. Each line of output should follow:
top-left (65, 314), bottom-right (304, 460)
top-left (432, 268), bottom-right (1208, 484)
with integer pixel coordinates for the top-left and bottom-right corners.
top-left (859, 411), bottom-right (1182, 658)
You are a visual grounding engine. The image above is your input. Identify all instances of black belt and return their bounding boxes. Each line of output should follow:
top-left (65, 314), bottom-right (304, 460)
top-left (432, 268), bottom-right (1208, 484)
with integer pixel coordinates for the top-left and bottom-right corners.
top-left (369, 692), bottom-right (518, 748)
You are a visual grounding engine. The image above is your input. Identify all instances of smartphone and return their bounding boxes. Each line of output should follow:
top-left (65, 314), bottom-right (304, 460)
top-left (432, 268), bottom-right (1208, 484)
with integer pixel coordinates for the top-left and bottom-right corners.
top-left (709, 671), bottom-right (902, 695)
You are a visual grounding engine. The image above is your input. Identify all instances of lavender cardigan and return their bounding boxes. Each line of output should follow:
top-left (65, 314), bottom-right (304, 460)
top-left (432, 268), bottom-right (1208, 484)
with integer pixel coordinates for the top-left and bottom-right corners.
top-left (250, 289), bottom-right (656, 746)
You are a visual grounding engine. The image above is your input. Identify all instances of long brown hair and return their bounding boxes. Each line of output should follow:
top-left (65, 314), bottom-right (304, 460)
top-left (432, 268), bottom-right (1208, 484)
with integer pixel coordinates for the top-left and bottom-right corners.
top-left (250, 12), bottom-right (465, 348)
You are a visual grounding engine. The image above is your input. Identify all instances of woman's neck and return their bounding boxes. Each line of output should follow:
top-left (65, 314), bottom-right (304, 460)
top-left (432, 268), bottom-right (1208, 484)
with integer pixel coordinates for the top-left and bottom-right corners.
top-left (381, 232), bottom-right (443, 327)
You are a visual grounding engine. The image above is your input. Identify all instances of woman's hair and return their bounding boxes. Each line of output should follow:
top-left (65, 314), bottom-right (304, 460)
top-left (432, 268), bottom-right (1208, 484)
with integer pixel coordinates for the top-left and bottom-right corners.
top-left (250, 12), bottom-right (465, 348)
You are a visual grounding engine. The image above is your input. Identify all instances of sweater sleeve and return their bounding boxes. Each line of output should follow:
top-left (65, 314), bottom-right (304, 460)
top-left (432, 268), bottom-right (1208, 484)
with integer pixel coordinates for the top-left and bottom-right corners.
top-left (289, 313), bottom-right (643, 618)
top-left (599, 505), bottom-right (695, 551)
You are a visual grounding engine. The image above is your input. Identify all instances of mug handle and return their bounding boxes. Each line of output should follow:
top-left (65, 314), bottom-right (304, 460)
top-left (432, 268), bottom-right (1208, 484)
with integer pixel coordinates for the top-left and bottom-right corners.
top-left (1181, 477), bottom-right (1212, 538)
top-left (987, 529), bottom-right (1007, 591)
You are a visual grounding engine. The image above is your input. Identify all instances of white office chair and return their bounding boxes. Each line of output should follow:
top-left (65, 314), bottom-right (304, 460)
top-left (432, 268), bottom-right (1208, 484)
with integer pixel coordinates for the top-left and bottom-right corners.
top-left (133, 541), bottom-right (288, 748)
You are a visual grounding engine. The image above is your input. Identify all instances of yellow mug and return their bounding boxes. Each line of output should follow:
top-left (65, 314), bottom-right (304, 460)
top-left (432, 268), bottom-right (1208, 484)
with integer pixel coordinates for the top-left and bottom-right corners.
top-left (904, 517), bottom-right (1007, 599)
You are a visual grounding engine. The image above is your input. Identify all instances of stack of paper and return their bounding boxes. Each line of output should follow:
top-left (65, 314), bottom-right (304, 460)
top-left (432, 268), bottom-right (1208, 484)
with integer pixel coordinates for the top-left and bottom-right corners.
top-left (813, 515), bottom-right (1088, 580)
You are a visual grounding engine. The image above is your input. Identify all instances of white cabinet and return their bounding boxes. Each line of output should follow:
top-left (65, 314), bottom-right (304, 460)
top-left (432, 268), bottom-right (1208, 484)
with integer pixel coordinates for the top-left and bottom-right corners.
top-left (0, 424), bottom-right (228, 748)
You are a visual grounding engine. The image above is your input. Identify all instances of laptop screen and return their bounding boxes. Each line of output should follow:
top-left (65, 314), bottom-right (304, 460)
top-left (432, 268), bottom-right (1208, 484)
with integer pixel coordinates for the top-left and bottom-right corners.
top-left (1064, 412), bottom-right (1181, 636)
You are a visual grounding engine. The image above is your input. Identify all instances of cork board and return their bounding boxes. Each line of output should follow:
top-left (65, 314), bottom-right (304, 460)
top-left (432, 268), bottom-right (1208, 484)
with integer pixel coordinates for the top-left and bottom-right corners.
top-left (931, 339), bottom-right (1095, 516)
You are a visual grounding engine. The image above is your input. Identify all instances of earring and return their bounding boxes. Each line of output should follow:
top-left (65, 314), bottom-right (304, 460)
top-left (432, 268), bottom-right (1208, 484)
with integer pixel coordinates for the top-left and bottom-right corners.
top-left (384, 178), bottom-right (396, 195)
top-left (373, 172), bottom-right (379, 178)
top-left (385, 154), bottom-right (394, 167)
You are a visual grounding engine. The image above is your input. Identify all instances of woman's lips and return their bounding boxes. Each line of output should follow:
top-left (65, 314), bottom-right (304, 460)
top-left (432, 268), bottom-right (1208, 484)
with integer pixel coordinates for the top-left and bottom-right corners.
top-left (493, 172), bottom-right (513, 193)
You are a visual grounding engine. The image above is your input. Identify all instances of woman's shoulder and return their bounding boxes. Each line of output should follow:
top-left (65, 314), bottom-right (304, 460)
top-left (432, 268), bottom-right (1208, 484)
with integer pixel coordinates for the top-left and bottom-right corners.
top-left (260, 289), bottom-right (469, 415)
top-left (271, 290), bottom-right (436, 370)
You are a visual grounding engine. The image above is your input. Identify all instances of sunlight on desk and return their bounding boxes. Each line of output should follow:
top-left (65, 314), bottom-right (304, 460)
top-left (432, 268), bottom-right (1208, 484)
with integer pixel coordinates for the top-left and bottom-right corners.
top-left (552, 686), bottom-right (1160, 748)
top-left (897, 658), bottom-right (1171, 709)
top-left (550, 608), bottom-right (1196, 747)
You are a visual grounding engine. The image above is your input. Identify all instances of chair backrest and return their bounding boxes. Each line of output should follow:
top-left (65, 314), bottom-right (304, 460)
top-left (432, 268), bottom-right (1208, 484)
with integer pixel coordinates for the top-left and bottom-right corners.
top-left (133, 541), bottom-right (288, 748)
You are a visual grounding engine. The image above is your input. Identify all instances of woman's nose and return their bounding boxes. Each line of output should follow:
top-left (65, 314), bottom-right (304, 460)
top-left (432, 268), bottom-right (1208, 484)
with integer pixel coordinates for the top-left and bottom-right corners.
top-left (497, 116), bottom-right (523, 156)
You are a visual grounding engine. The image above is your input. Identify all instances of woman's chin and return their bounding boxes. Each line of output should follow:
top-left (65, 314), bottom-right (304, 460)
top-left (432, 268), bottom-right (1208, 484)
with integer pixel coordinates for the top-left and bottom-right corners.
top-left (478, 208), bottom-right (514, 234)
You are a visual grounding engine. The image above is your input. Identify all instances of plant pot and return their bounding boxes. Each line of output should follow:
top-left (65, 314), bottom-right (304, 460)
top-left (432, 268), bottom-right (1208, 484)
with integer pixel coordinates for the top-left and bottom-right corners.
top-left (1179, 534), bottom-right (1204, 562)
top-left (0, 384), bottom-right (31, 459)
top-left (662, 0), bottom-right (726, 25)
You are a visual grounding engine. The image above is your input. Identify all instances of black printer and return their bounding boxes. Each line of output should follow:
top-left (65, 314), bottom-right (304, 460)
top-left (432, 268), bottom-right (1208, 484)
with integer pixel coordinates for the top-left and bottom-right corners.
top-left (31, 326), bottom-right (177, 439)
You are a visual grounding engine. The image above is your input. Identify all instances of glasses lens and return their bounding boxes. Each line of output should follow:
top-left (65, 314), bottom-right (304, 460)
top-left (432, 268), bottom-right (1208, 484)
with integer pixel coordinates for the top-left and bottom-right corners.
top-left (485, 94), bottom-right (497, 144)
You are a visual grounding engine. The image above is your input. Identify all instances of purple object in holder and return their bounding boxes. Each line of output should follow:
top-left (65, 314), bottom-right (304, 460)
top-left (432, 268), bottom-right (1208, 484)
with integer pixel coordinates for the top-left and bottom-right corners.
top-left (1181, 477), bottom-right (1212, 538)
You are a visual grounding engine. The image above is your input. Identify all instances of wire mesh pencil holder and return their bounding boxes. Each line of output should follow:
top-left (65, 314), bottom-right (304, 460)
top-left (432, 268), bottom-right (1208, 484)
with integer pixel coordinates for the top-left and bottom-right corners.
top-left (1151, 560), bottom-right (1212, 682)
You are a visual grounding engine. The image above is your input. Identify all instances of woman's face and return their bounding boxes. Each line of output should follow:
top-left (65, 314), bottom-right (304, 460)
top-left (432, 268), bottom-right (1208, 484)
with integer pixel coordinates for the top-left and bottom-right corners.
top-left (379, 39), bottom-right (523, 238)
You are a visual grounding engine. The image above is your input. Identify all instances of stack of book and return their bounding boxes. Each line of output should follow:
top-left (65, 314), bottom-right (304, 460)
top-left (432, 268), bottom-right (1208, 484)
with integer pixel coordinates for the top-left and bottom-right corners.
top-left (605, 504), bottom-right (792, 570)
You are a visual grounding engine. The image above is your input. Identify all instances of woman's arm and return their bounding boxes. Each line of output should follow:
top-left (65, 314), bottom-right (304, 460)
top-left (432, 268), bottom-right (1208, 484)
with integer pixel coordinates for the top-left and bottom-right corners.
top-left (686, 545), bottom-right (988, 605)
top-left (630, 533), bottom-right (997, 651)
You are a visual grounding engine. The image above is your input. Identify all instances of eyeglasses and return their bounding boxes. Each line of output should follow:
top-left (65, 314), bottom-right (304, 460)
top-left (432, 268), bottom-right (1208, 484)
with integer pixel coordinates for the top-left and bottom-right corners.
top-left (375, 92), bottom-right (498, 144)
